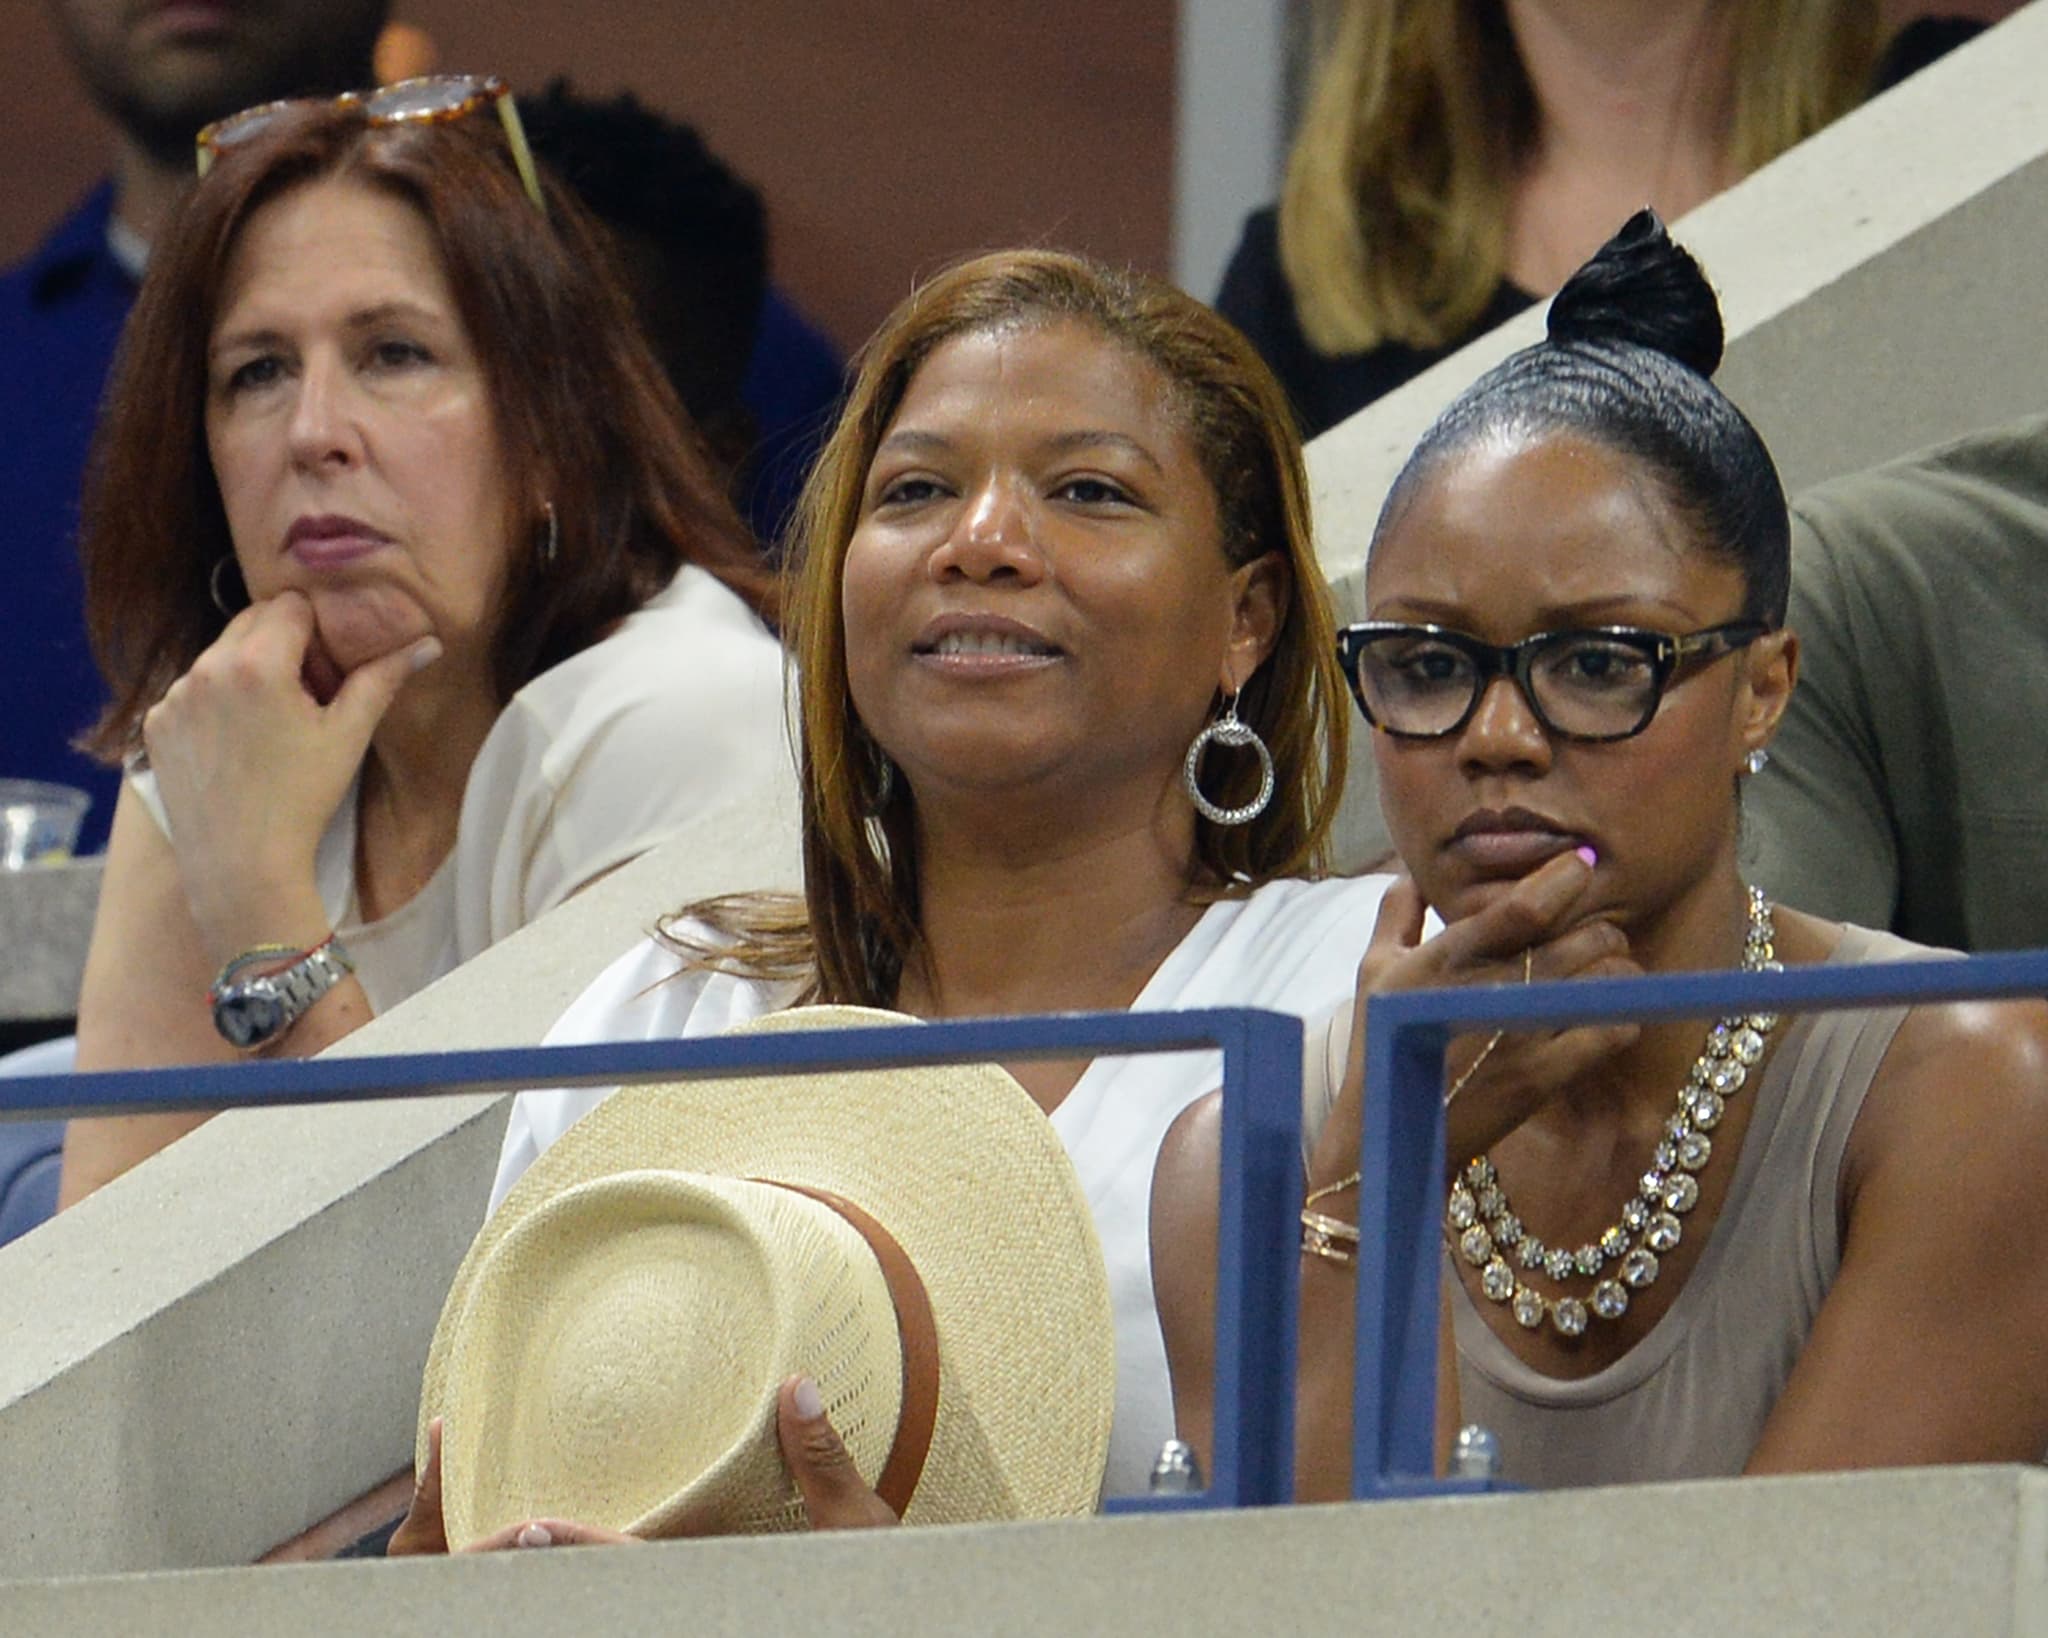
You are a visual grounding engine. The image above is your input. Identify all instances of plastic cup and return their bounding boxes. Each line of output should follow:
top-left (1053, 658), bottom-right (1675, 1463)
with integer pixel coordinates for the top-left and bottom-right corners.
top-left (0, 780), bottom-right (92, 869)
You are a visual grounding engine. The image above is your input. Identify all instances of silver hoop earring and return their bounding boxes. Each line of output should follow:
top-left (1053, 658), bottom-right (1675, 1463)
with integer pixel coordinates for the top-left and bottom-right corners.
top-left (209, 555), bottom-right (244, 618)
top-left (1743, 748), bottom-right (1770, 776)
top-left (1183, 691), bottom-right (1275, 827)
top-left (538, 500), bottom-right (559, 568)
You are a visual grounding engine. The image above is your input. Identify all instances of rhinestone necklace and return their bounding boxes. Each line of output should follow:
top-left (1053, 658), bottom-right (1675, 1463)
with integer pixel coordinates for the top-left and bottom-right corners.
top-left (1446, 886), bottom-right (1780, 1339)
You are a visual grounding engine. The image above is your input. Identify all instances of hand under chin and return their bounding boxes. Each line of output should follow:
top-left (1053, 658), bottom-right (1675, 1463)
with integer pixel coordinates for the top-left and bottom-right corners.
top-left (304, 585), bottom-right (437, 701)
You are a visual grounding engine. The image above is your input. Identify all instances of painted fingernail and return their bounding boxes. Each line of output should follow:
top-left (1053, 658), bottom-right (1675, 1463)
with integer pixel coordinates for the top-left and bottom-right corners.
top-left (793, 1375), bottom-right (823, 1419)
top-left (517, 1523), bottom-right (553, 1549)
top-left (410, 638), bottom-right (444, 672)
top-left (1575, 845), bottom-right (1598, 868)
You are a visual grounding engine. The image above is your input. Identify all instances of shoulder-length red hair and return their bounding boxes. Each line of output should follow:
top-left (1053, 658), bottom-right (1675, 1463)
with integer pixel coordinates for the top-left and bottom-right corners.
top-left (80, 90), bottom-right (778, 760)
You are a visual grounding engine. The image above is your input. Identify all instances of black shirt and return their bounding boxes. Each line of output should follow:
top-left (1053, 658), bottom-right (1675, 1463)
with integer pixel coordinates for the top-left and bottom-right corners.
top-left (1215, 17), bottom-right (1987, 442)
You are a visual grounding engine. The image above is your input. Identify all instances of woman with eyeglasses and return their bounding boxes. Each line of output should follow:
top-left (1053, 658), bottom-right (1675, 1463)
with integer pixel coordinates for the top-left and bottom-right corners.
top-left (1155, 212), bottom-right (2048, 1490)
top-left (58, 78), bottom-right (787, 1206)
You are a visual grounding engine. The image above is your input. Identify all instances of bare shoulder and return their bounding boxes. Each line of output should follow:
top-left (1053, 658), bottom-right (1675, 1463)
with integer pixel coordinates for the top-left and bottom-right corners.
top-left (1777, 906), bottom-right (2048, 1144)
top-left (1149, 1088), bottom-right (1225, 1426)
top-left (1150, 1092), bottom-right (1223, 1323)
top-left (1874, 993), bottom-right (2048, 1109)
top-left (1848, 990), bottom-right (2048, 1210)
top-left (1158, 1088), bottom-right (1224, 1171)
top-left (1151, 1089), bottom-right (1225, 1245)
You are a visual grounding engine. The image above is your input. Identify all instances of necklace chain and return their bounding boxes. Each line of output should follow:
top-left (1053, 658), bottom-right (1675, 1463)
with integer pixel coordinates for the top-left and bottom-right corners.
top-left (1446, 886), bottom-right (1780, 1339)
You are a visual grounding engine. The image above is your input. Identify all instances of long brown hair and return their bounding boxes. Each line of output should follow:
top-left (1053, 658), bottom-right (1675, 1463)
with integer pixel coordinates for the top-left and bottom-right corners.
top-left (674, 250), bottom-right (1348, 1006)
top-left (1279, 0), bottom-right (1881, 355)
top-left (80, 92), bottom-right (776, 760)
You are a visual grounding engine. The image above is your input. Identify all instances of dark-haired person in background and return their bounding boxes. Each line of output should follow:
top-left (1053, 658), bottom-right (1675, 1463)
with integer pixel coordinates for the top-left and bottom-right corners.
top-left (58, 82), bottom-right (788, 1206)
top-left (521, 81), bottom-right (767, 491)
top-left (1745, 413), bottom-right (2048, 951)
top-left (1216, 1), bottom-right (1990, 441)
top-left (1, 9), bottom-right (839, 843)
top-left (516, 81), bottom-right (841, 550)
top-left (1156, 213), bottom-right (2048, 1489)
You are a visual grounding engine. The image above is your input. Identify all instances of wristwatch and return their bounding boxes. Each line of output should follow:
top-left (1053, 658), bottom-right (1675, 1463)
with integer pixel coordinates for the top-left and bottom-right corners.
top-left (210, 936), bottom-right (356, 1052)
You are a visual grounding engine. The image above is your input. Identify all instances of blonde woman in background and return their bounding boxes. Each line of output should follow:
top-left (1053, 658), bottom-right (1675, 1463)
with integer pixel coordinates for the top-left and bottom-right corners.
top-left (1217, 0), bottom-right (1985, 439)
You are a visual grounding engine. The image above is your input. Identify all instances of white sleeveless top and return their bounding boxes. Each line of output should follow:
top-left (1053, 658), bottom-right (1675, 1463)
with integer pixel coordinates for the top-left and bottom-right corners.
top-left (494, 872), bottom-right (1395, 1497)
top-left (130, 565), bottom-right (789, 1014)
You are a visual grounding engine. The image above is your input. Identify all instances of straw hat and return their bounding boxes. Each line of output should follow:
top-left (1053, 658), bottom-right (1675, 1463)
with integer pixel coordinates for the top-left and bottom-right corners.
top-left (419, 1006), bottom-right (1115, 1544)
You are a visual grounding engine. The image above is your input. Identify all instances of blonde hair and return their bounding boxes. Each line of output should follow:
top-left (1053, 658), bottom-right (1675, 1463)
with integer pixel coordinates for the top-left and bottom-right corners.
top-left (668, 250), bottom-right (1348, 1006)
top-left (1279, 0), bottom-right (1881, 355)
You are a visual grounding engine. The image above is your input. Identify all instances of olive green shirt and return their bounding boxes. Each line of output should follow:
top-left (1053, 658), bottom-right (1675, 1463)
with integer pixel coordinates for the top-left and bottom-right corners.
top-left (1746, 413), bottom-right (2048, 950)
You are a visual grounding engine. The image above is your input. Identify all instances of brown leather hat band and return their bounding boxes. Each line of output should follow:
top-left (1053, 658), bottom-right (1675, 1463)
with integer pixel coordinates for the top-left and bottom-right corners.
top-left (759, 1180), bottom-right (940, 1519)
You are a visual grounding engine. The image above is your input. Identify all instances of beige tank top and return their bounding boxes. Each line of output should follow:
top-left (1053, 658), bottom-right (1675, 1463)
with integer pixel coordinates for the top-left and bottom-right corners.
top-left (1451, 923), bottom-right (1937, 1488)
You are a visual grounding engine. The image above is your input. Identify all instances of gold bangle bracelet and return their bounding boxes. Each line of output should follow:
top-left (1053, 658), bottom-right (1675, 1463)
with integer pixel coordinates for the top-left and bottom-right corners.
top-left (1300, 1214), bottom-right (1357, 1266)
top-left (1442, 949), bottom-right (1533, 1108)
top-left (1301, 1207), bottom-right (1359, 1269)
top-left (1299, 1208), bottom-right (1360, 1245)
top-left (1304, 1170), bottom-right (1360, 1207)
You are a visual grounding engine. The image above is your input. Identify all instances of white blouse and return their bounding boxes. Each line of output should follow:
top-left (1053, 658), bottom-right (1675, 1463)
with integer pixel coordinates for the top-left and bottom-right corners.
top-left (494, 872), bottom-right (1395, 1497)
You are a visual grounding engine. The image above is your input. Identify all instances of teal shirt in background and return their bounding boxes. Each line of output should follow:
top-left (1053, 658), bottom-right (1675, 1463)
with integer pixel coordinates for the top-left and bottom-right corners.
top-left (1746, 412), bottom-right (2048, 951)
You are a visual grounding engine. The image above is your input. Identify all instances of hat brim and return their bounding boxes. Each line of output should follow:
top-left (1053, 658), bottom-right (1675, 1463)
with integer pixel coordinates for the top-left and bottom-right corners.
top-left (421, 1005), bottom-right (1115, 1540)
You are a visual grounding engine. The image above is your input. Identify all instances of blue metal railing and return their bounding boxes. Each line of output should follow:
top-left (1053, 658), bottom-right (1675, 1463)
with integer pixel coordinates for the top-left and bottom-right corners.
top-left (0, 1007), bottom-right (1307, 1512)
top-left (9, 947), bottom-right (2047, 1511)
top-left (1351, 947), bottom-right (2048, 1498)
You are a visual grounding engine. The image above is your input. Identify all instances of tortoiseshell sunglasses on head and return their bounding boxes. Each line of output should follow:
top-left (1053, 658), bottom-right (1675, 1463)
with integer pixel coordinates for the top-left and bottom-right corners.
top-left (194, 73), bottom-right (545, 215)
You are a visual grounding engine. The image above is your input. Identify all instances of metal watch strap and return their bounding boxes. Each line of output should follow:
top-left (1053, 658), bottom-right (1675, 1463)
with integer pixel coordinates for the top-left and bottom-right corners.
top-left (271, 942), bottom-right (353, 1016)
top-left (211, 937), bottom-right (355, 1051)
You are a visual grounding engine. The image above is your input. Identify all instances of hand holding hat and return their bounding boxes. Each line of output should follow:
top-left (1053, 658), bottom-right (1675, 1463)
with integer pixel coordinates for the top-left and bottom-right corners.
top-left (403, 1006), bottom-right (1114, 1551)
top-left (774, 1375), bottom-right (902, 1531)
top-left (392, 1376), bottom-right (898, 1556)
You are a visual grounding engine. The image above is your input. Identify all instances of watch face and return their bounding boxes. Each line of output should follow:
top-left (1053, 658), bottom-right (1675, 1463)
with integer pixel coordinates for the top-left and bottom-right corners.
top-left (215, 988), bottom-right (287, 1051)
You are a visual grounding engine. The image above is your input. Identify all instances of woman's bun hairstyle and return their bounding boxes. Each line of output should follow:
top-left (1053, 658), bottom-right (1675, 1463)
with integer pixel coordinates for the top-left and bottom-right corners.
top-left (1375, 209), bottom-right (1790, 627)
top-left (1546, 208), bottom-right (1725, 379)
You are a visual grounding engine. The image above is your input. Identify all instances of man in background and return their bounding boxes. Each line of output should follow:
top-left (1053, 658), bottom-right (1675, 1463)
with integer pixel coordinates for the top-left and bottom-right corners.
top-left (2, 0), bottom-right (390, 850)
top-left (1746, 413), bottom-right (2048, 951)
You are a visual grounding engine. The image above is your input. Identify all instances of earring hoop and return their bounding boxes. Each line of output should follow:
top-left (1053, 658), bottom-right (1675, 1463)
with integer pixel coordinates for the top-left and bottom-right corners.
top-left (1183, 691), bottom-right (1275, 827)
top-left (538, 500), bottom-right (559, 568)
top-left (209, 555), bottom-right (244, 618)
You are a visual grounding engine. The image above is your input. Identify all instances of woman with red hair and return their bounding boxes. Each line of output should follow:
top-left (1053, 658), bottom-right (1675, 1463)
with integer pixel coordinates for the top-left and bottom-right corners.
top-left (61, 78), bottom-right (788, 1205)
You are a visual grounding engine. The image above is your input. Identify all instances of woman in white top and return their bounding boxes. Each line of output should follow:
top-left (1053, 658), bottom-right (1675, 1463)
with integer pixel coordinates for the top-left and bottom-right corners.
top-left (60, 79), bottom-right (785, 1205)
top-left (394, 249), bottom-right (1393, 1554)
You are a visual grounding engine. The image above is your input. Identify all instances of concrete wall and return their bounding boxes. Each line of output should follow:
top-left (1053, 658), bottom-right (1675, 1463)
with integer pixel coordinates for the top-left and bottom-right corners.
top-left (1172, 0), bottom-right (1292, 299)
top-left (8, 1466), bottom-right (2046, 1636)
top-left (0, 776), bottom-right (800, 1580)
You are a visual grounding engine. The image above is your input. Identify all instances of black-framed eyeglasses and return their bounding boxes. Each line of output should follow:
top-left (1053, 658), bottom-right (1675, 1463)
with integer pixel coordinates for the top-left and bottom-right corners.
top-left (194, 74), bottom-right (546, 215)
top-left (1334, 620), bottom-right (1770, 743)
